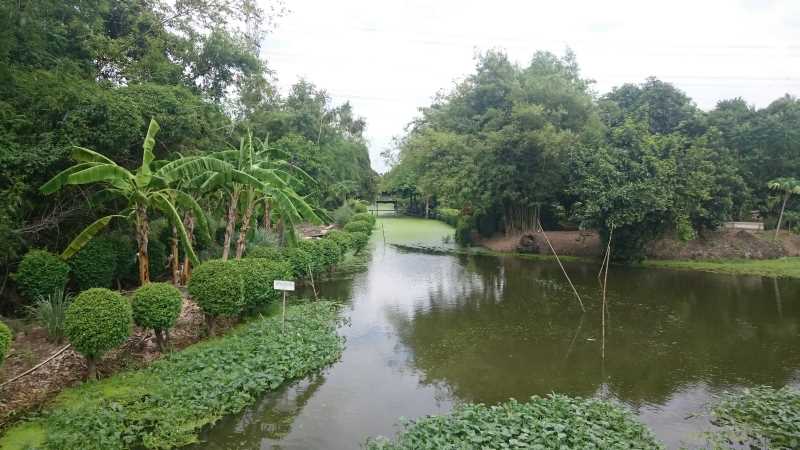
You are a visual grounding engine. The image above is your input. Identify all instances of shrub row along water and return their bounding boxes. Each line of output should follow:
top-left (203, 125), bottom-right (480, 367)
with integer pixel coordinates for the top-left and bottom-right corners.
top-left (0, 302), bottom-right (344, 450)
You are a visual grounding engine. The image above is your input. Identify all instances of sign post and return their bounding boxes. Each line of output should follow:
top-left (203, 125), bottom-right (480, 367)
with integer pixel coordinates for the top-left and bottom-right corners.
top-left (273, 280), bottom-right (295, 331)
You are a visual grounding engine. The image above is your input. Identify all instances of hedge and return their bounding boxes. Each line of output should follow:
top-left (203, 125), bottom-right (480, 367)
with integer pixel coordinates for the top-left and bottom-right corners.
top-left (325, 230), bottom-right (353, 252)
top-left (245, 245), bottom-right (283, 261)
top-left (14, 250), bottom-right (70, 303)
top-left (0, 302), bottom-right (344, 450)
top-left (68, 237), bottom-right (117, 290)
top-left (350, 212), bottom-right (376, 226)
top-left (344, 220), bottom-right (373, 235)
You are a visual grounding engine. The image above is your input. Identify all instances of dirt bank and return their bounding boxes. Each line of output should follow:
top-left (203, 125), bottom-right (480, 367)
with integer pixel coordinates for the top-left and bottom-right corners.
top-left (478, 229), bottom-right (800, 260)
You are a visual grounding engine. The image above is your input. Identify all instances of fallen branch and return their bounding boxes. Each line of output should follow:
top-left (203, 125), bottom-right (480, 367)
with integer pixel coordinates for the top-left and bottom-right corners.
top-left (538, 220), bottom-right (585, 312)
top-left (0, 344), bottom-right (71, 389)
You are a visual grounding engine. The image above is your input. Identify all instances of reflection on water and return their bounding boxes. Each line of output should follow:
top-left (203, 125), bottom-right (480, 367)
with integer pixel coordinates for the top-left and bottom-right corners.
top-left (195, 217), bottom-right (800, 449)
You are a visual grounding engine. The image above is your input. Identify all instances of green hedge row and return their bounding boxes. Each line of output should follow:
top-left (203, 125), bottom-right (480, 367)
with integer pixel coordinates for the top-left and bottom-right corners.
top-left (0, 302), bottom-right (343, 450)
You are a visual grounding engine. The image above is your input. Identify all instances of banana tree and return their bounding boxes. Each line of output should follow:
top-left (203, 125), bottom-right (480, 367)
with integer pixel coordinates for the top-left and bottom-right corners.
top-left (40, 119), bottom-right (212, 285)
top-left (768, 177), bottom-right (800, 240)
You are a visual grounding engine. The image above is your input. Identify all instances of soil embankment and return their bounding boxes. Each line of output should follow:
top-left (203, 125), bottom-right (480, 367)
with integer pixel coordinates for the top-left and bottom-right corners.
top-left (478, 229), bottom-right (800, 260)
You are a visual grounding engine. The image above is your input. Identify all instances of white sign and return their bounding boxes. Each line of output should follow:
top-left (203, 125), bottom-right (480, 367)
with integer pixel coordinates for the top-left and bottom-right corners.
top-left (273, 280), bottom-right (295, 291)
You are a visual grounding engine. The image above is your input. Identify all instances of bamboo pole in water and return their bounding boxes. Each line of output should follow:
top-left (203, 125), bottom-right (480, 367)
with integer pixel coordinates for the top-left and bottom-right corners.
top-left (601, 225), bottom-right (614, 361)
top-left (538, 220), bottom-right (585, 312)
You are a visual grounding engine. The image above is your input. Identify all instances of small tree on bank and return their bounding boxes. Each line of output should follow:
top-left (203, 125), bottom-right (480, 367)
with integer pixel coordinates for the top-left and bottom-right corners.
top-left (768, 177), bottom-right (800, 240)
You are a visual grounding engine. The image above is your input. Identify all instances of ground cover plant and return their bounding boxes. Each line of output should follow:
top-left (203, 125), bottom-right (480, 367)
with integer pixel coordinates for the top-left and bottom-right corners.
top-left (710, 386), bottom-right (800, 449)
top-left (0, 302), bottom-right (344, 450)
top-left (365, 394), bottom-right (663, 450)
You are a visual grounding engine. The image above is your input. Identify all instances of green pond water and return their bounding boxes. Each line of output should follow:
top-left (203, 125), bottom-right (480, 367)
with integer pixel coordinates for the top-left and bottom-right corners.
top-left (194, 217), bottom-right (800, 449)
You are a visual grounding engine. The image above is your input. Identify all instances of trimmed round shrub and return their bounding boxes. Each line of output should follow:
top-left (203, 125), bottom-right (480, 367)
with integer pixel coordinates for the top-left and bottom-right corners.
top-left (351, 212), bottom-right (376, 226)
top-left (188, 260), bottom-right (245, 319)
top-left (245, 245), bottom-right (283, 261)
top-left (325, 230), bottom-right (353, 252)
top-left (344, 220), bottom-right (373, 235)
top-left (281, 247), bottom-right (313, 279)
top-left (298, 240), bottom-right (327, 274)
top-left (236, 258), bottom-right (293, 310)
top-left (131, 283), bottom-right (182, 332)
top-left (0, 321), bottom-right (12, 366)
top-left (349, 199), bottom-right (368, 214)
top-left (64, 288), bottom-right (132, 376)
top-left (316, 238), bottom-right (343, 268)
top-left (14, 250), bottom-right (70, 303)
top-left (348, 231), bottom-right (369, 253)
top-left (69, 237), bottom-right (117, 290)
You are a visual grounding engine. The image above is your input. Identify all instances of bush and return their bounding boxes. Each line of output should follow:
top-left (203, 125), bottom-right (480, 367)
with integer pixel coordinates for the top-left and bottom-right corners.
top-left (0, 321), bottom-right (12, 366)
top-left (245, 245), bottom-right (283, 261)
top-left (366, 394), bottom-right (661, 449)
top-left (298, 240), bottom-right (328, 274)
top-left (318, 238), bottom-right (343, 267)
top-left (348, 231), bottom-right (369, 253)
top-left (27, 288), bottom-right (72, 343)
top-left (299, 239), bottom-right (341, 273)
top-left (436, 207), bottom-right (460, 227)
top-left (351, 212), bottom-right (376, 226)
top-left (332, 202), bottom-right (355, 226)
top-left (64, 288), bottom-right (132, 378)
top-left (68, 237), bottom-right (117, 290)
top-left (14, 250), bottom-right (70, 303)
top-left (325, 230), bottom-right (353, 252)
top-left (344, 220), bottom-right (373, 235)
top-left (235, 258), bottom-right (293, 310)
top-left (348, 199), bottom-right (368, 214)
top-left (188, 260), bottom-right (245, 321)
top-left (281, 247), bottom-right (313, 279)
top-left (108, 232), bottom-right (138, 286)
top-left (131, 282), bottom-right (182, 336)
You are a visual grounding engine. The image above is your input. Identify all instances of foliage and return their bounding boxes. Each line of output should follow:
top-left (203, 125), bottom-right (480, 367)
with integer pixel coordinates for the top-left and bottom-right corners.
top-left (187, 260), bottom-right (244, 318)
top-left (366, 394), bottom-right (662, 449)
top-left (298, 239), bottom-right (340, 273)
top-left (14, 250), bottom-right (70, 304)
top-left (644, 257), bottom-right (800, 279)
top-left (333, 202), bottom-right (356, 226)
top-left (325, 230), bottom-right (353, 252)
top-left (281, 247), bottom-right (314, 279)
top-left (245, 245), bottom-right (283, 261)
top-left (711, 386), bottom-right (800, 449)
top-left (436, 208), bottom-right (460, 227)
top-left (0, 321), bottom-right (11, 366)
top-left (235, 258), bottom-right (293, 310)
top-left (131, 283), bottom-right (182, 332)
top-left (351, 212), bottom-right (376, 226)
top-left (0, 302), bottom-right (343, 450)
top-left (349, 199), bottom-right (370, 214)
top-left (347, 232), bottom-right (369, 254)
top-left (64, 288), bottom-right (132, 360)
top-left (68, 236), bottom-right (117, 290)
top-left (316, 238), bottom-right (344, 267)
top-left (344, 220), bottom-right (374, 235)
top-left (27, 289), bottom-right (73, 343)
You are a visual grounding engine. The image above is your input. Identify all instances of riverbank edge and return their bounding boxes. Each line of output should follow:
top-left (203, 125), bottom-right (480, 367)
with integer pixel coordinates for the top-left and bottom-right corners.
top-left (0, 302), bottom-right (345, 449)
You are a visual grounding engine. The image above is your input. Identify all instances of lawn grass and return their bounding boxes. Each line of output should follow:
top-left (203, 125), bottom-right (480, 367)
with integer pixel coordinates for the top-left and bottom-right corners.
top-left (642, 257), bottom-right (800, 278)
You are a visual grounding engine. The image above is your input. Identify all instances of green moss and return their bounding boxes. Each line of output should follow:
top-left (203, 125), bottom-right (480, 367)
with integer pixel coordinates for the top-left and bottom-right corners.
top-left (642, 257), bottom-right (800, 278)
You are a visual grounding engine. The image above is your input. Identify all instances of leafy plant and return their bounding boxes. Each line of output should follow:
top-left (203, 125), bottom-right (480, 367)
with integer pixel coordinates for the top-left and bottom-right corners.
top-left (0, 321), bottom-right (12, 366)
top-left (131, 283), bottom-right (182, 351)
top-left (68, 236), bottom-right (117, 290)
top-left (281, 247), bottom-right (313, 279)
top-left (13, 250), bottom-right (70, 304)
top-left (235, 258), bottom-right (293, 311)
top-left (245, 245), bottom-right (283, 261)
top-left (187, 260), bottom-right (245, 334)
top-left (366, 394), bottom-right (663, 449)
top-left (711, 386), bottom-right (800, 449)
top-left (28, 288), bottom-right (73, 343)
top-left (347, 231), bottom-right (369, 254)
top-left (350, 212), bottom-right (376, 226)
top-left (325, 230), bottom-right (353, 252)
top-left (344, 220), bottom-right (373, 235)
top-left (64, 288), bottom-right (132, 379)
top-left (1, 302), bottom-right (344, 449)
top-left (332, 202), bottom-right (355, 226)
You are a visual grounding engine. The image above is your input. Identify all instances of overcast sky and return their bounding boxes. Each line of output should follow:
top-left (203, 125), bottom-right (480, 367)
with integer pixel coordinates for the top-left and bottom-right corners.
top-left (261, 0), bottom-right (800, 173)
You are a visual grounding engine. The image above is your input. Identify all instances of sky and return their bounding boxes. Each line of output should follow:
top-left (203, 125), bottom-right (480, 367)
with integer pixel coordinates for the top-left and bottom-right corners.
top-left (260, 0), bottom-right (800, 173)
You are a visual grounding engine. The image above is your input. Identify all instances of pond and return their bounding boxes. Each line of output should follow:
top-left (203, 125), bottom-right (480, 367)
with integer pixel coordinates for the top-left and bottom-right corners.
top-left (194, 217), bottom-right (800, 449)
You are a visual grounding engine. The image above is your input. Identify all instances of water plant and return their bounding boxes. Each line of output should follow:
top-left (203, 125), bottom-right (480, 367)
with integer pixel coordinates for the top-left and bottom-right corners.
top-left (710, 386), bottom-right (800, 449)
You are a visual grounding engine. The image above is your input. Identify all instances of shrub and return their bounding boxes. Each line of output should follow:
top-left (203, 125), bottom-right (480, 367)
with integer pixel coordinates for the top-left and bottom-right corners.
top-left (281, 247), bottom-right (313, 279)
top-left (348, 199), bottom-right (368, 214)
top-left (344, 220), bottom-right (373, 235)
top-left (332, 202), bottom-right (355, 226)
top-left (68, 237), bottom-right (117, 290)
top-left (298, 240), bottom-right (327, 274)
top-left (365, 394), bottom-right (661, 449)
top-left (436, 207), bottom-right (460, 227)
top-left (148, 238), bottom-right (169, 280)
top-left (235, 258), bottom-right (293, 311)
top-left (27, 288), bottom-right (72, 343)
top-left (0, 321), bottom-right (12, 366)
top-left (245, 245), bottom-right (283, 261)
top-left (351, 212), bottom-right (376, 226)
top-left (108, 232), bottom-right (138, 286)
top-left (318, 238), bottom-right (343, 267)
top-left (188, 260), bottom-right (244, 333)
top-left (14, 250), bottom-right (70, 303)
top-left (348, 231), bottom-right (369, 253)
top-left (325, 230), bottom-right (353, 252)
top-left (131, 283), bottom-right (182, 350)
top-left (64, 288), bottom-right (132, 379)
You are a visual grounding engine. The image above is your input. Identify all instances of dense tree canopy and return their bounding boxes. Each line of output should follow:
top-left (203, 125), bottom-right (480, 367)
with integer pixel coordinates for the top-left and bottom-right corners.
top-left (383, 49), bottom-right (800, 261)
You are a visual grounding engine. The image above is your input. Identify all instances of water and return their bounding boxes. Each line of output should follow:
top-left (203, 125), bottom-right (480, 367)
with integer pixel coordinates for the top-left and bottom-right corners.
top-left (195, 217), bottom-right (800, 449)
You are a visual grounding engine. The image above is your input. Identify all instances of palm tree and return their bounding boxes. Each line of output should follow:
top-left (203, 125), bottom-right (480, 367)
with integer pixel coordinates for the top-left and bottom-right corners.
top-left (40, 119), bottom-right (213, 285)
top-left (768, 177), bottom-right (800, 240)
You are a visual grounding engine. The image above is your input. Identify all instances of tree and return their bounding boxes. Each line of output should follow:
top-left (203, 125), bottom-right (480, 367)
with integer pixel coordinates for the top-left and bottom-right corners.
top-left (768, 177), bottom-right (800, 239)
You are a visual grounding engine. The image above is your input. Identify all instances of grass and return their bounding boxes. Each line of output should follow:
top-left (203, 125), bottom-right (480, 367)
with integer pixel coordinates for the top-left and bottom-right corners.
top-left (0, 301), bottom-right (344, 450)
top-left (642, 257), bottom-right (800, 278)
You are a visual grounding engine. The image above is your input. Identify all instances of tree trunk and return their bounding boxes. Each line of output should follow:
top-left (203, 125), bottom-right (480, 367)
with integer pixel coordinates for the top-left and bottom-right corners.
top-left (222, 189), bottom-right (240, 261)
top-left (135, 205), bottom-right (150, 285)
top-left (775, 193), bottom-right (789, 240)
top-left (263, 199), bottom-right (271, 231)
top-left (205, 314), bottom-right (216, 337)
top-left (235, 199), bottom-right (255, 259)
top-left (181, 214), bottom-right (194, 285)
top-left (170, 225), bottom-right (180, 286)
top-left (154, 328), bottom-right (164, 352)
top-left (276, 218), bottom-right (285, 245)
top-left (87, 356), bottom-right (97, 380)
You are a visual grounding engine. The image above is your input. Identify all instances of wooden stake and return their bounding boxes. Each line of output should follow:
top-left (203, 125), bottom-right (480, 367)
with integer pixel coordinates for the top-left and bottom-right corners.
top-left (307, 264), bottom-right (318, 301)
top-left (0, 344), bottom-right (71, 388)
top-left (538, 220), bottom-right (585, 312)
top-left (282, 291), bottom-right (286, 332)
top-left (601, 225), bottom-right (614, 361)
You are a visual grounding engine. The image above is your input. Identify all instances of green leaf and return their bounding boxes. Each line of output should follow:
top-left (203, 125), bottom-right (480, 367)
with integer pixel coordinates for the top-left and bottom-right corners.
top-left (40, 163), bottom-right (100, 194)
top-left (137, 118), bottom-right (160, 187)
top-left (172, 190), bottom-right (211, 242)
top-left (66, 164), bottom-right (134, 188)
top-left (71, 147), bottom-right (116, 165)
top-left (152, 193), bottom-right (199, 266)
top-left (60, 215), bottom-right (122, 259)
